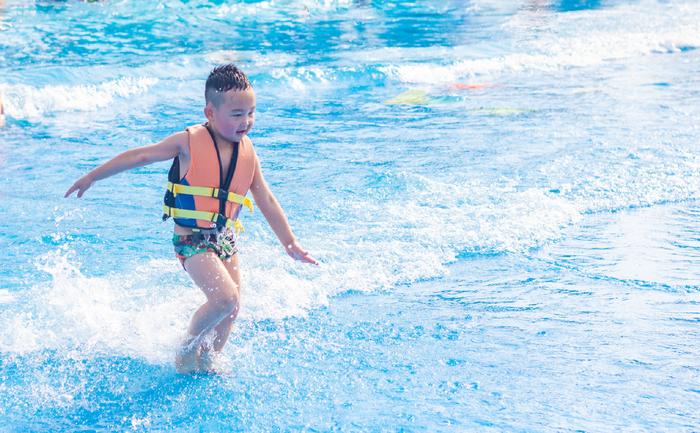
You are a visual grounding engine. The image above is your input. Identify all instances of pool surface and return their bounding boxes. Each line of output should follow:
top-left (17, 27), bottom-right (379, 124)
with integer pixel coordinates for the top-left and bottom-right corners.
top-left (1, 0), bottom-right (699, 431)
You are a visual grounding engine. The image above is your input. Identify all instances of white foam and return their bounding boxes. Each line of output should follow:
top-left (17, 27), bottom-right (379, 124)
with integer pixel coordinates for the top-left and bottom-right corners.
top-left (239, 172), bottom-right (582, 302)
top-left (0, 77), bottom-right (158, 118)
top-left (215, 1), bottom-right (276, 17)
top-left (380, 3), bottom-right (700, 84)
top-left (215, 0), bottom-right (355, 20)
top-left (0, 50), bottom-right (313, 120)
top-left (239, 252), bottom-right (329, 320)
top-left (0, 245), bottom-right (332, 360)
top-left (267, 66), bottom-right (333, 94)
top-left (0, 251), bottom-right (193, 362)
top-left (541, 146), bottom-right (700, 213)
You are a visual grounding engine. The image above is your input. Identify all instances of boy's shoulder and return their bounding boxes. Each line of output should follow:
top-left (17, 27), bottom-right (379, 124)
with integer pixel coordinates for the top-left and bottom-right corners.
top-left (154, 129), bottom-right (191, 159)
top-left (167, 129), bottom-right (190, 146)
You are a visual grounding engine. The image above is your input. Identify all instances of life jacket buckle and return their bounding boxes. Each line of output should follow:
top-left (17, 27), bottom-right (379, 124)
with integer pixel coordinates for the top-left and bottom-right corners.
top-left (216, 188), bottom-right (229, 201)
top-left (215, 214), bottom-right (228, 228)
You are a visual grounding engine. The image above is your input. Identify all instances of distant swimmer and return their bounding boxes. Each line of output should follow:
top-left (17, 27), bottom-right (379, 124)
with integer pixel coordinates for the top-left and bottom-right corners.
top-left (64, 64), bottom-right (319, 374)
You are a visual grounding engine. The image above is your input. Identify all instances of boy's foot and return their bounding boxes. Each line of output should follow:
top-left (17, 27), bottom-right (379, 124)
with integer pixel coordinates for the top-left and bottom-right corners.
top-left (197, 349), bottom-right (220, 374)
top-left (197, 350), bottom-right (232, 375)
top-left (198, 349), bottom-right (215, 372)
top-left (175, 341), bottom-right (200, 374)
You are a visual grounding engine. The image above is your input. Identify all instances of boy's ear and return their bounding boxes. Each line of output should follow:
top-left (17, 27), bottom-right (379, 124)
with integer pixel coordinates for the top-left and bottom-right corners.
top-left (203, 103), bottom-right (213, 120)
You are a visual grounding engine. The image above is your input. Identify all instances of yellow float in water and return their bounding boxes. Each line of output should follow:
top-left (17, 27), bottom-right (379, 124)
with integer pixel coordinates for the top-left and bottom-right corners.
top-left (384, 89), bottom-right (430, 105)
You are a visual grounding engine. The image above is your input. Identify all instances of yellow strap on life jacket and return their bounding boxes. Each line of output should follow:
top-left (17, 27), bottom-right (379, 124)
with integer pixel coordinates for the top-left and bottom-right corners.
top-left (166, 182), bottom-right (254, 213)
top-left (162, 205), bottom-right (246, 233)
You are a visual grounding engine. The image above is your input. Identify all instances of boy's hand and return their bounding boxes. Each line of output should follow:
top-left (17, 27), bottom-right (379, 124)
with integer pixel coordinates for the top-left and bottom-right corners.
top-left (285, 241), bottom-right (318, 265)
top-left (64, 174), bottom-right (95, 198)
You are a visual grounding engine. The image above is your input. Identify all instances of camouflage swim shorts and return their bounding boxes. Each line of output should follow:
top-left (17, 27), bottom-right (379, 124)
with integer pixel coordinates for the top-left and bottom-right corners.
top-left (172, 228), bottom-right (238, 269)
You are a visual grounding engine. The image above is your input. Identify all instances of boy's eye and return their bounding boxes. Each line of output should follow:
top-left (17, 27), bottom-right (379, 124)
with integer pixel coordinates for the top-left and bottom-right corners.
top-left (231, 111), bottom-right (254, 117)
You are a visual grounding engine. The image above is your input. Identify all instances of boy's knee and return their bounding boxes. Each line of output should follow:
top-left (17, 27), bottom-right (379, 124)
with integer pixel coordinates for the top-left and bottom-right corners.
top-left (215, 292), bottom-right (239, 316)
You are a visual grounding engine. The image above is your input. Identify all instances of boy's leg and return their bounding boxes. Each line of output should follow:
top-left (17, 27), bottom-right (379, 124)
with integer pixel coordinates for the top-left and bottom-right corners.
top-left (196, 256), bottom-right (242, 372)
top-left (175, 252), bottom-right (240, 373)
top-left (208, 255), bottom-right (241, 352)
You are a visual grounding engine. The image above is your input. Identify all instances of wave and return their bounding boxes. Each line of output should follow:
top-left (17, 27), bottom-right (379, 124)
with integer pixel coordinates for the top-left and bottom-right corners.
top-left (382, 27), bottom-right (700, 84)
top-left (381, 1), bottom-right (700, 83)
top-left (0, 77), bottom-right (158, 118)
top-left (0, 251), bottom-right (189, 361)
top-left (541, 145), bottom-right (700, 213)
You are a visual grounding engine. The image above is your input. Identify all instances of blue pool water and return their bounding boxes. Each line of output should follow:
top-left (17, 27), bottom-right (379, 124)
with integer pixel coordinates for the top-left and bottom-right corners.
top-left (1, 0), bottom-right (700, 431)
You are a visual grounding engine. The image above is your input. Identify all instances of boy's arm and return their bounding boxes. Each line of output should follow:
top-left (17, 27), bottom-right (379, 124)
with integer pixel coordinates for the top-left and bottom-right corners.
top-left (250, 156), bottom-right (318, 265)
top-left (64, 132), bottom-right (187, 198)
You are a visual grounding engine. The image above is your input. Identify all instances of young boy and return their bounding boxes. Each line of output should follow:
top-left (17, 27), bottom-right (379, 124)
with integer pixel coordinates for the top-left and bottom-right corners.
top-left (64, 64), bottom-right (318, 373)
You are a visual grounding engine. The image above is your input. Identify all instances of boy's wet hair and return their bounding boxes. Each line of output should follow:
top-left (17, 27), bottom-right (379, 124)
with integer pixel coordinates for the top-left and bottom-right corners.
top-left (205, 64), bottom-right (251, 107)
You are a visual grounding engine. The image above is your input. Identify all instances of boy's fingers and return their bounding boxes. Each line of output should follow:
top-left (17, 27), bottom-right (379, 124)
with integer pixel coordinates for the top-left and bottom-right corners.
top-left (303, 253), bottom-right (319, 265)
top-left (302, 251), bottom-right (318, 265)
top-left (64, 185), bottom-right (75, 197)
top-left (286, 244), bottom-right (318, 265)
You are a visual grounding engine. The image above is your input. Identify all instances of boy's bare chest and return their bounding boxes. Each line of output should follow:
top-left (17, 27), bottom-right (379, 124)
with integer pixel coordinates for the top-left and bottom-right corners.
top-left (218, 147), bottom-right (234, 176)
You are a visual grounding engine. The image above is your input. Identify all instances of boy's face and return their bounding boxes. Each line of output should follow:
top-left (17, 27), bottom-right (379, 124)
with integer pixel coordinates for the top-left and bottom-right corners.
top-left (205, 87), bottom-right (256, 143)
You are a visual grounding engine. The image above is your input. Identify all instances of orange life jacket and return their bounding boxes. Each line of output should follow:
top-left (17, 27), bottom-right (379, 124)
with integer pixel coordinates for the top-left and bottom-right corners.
top-left (162, 124), bottom-right (255, 231)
